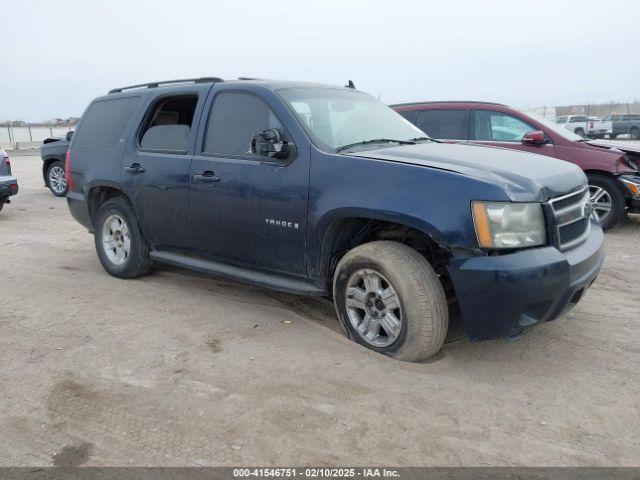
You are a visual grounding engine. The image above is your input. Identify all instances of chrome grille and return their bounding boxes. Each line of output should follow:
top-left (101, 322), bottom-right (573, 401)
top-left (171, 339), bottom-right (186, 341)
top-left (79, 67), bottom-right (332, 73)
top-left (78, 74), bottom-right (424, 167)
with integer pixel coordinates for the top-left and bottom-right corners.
top-left (548, 187), bottom-right (591, 250)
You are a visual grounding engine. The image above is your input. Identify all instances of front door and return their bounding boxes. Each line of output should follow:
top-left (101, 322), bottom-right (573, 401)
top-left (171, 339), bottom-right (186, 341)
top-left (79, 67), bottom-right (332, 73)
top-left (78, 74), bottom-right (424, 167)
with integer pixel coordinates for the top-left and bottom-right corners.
top-left (189, 89), bottom-right (309, 276)
top-left (470, 109), bottom-right (557, 157)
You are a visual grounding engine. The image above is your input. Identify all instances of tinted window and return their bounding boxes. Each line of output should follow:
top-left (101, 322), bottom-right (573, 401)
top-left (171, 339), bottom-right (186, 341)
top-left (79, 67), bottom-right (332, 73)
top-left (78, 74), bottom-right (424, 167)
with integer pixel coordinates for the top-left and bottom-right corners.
top-left (397, 110), bottom-right (416, 122)
top-left (413, 109), bottom-right (466, 139)
top-left (571, 116), bottom-right (587, 123)
top-left (474, 110), bottom-right (535, 142)
top-left (556, 116), bottom-right (567, 123)
top-left (74, 97), bottom-right (139, 149)
top-left (204, 92), bottom-right (282, 155)
top-left (139, 95), bottom-right (198, 153)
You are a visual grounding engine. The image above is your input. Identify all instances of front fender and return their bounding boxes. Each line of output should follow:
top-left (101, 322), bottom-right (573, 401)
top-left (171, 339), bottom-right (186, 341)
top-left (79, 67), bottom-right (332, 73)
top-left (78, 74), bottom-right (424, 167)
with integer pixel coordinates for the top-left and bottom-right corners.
top-left (306, 150), bottom-right (504, 280)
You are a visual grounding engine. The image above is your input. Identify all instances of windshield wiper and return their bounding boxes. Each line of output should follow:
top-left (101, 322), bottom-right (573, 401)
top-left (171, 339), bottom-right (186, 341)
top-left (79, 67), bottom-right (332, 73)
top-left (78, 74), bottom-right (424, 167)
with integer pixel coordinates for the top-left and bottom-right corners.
top-left (409, 136), bottom-right (442, 143)
top-left (336, 138), bottom-right (416, 153)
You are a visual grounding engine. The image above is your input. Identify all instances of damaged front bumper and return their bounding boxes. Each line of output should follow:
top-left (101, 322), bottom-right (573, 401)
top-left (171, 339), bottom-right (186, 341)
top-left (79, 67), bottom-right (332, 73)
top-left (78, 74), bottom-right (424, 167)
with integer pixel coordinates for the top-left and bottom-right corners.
top-left (447, 221), bottom-right (604, 341)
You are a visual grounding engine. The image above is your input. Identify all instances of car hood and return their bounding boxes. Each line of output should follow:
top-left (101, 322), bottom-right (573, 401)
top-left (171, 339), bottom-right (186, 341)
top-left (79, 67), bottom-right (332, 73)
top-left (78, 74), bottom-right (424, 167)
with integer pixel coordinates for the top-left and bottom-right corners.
top-left (347, 142), bottom-right (586, 202)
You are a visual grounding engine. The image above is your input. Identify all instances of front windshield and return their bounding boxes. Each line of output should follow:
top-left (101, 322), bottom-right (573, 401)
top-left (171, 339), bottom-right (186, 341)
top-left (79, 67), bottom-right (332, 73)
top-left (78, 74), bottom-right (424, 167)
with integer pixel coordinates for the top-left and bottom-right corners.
top-left (278, 88), bottom-right (426, 152)
top-left (519, 110), bottom-right (583, 141)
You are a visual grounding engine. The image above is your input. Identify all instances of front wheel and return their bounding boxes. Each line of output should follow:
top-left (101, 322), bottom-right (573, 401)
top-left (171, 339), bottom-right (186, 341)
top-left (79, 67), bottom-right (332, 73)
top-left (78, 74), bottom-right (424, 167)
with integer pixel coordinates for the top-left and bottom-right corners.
top-left (630, 127), bottom-right (639, 140)
top-left (588, 174), bottom-right (625, 230)
top-left (575, 128), bottom-right (585, 137)
top-left (94, 197), bottom-right (153, 278)
top-left (333, 241), bottom-right (448, 362)
top-left (46, 161), bottom-right (68, 197)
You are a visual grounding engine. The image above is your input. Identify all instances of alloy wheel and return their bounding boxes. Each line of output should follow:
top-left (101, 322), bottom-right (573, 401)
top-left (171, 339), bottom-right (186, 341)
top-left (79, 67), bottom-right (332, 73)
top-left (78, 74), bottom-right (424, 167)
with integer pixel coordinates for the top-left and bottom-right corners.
top-left (589, 185), bottom-right (612, 223)
top-left (345, 268), bottom-right (403, 348)
top-left (49, 165), bottom-right (67, 194)
top-left (101, 214), bottom-right (131, 265)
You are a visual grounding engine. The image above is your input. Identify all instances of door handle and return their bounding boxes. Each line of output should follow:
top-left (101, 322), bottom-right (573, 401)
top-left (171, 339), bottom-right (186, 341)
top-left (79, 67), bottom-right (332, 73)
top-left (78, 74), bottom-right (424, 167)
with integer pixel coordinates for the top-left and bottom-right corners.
top-left (124, 163), bottom-right (145, 173)
top-left (193, 171), bottom-right (221, 183)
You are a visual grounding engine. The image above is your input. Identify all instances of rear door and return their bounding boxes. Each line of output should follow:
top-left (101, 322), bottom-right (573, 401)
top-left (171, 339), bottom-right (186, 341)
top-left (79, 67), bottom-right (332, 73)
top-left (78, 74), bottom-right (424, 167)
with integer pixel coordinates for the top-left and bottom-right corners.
top-left (189, 87), bottom-right (310, 276)
top-left (121, 87), bottom-right (209, 252)
top-left (411, 108), bottom-right (469, 141)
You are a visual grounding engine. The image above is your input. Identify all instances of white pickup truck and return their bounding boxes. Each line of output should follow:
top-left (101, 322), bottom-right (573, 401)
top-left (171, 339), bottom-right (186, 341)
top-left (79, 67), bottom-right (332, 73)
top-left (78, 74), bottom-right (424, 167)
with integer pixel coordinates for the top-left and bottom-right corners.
top-left (555, 115), bottom-right (610, 138)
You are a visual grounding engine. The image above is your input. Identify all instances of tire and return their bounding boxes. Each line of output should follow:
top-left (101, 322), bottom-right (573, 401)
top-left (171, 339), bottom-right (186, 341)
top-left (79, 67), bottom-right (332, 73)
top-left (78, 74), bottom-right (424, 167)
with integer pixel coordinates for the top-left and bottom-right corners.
top-left (587, 173), bottom-right (625, 231)
top-left (630, 127), bottom-right (639, 140)
top-left (94, 197), bottom-right (153, 278)
top-left (609, 133), bottom-right (617, 139)
top-left (574, 128), bottom-right (585, 137)
top-left (0, 198), bottom-right (4, 213)
top-left (46, 160), bottom-right (68, 197)
top-left (333, 241), bottom-right (448, 362)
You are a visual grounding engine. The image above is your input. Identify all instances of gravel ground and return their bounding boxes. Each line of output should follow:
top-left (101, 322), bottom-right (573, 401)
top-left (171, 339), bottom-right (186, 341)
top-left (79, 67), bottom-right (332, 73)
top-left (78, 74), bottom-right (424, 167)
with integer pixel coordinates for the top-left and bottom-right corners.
top-left (0, 154), bottom-right (639, 467)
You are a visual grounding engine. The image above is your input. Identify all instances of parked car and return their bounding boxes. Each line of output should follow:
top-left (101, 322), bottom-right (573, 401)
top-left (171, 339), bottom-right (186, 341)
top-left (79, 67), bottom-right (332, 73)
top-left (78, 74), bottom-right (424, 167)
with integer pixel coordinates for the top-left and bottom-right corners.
top-left (0, 149), bottom-right (19, 213)
top-left (555, 115), bottom-right (606, 138)
top-left (40, 131), bottom-right (72, 196)
top-left (592, 117), bottom-right (613, 138)
top-left (605, 114), bottom-right (640, 140)
top-left (392, 101), bottom-right (640, 230)
top-left (66, 78), bottom-right (603, 362)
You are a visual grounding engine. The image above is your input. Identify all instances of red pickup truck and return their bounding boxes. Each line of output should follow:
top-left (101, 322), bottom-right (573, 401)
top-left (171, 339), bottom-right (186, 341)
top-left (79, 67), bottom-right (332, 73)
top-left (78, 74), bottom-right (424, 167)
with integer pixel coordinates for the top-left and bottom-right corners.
top-left (392, 101), bottom-right (640, 230)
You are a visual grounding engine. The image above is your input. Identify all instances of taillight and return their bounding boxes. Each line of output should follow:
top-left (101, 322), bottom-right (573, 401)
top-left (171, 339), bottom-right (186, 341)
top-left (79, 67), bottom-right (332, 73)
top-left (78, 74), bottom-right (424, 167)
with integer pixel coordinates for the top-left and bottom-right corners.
top-left (4, 156), bottom-right (9, 167)
top-left (590, 122), bottom-right (594, 128)
top-left (65, 149), bottom-right (74, 192)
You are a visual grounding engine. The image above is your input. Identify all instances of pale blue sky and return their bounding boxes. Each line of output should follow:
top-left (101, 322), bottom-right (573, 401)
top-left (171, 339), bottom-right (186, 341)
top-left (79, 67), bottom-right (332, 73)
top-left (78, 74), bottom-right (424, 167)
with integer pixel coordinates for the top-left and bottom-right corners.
top-left (1, 0), bottom-right (638, 121)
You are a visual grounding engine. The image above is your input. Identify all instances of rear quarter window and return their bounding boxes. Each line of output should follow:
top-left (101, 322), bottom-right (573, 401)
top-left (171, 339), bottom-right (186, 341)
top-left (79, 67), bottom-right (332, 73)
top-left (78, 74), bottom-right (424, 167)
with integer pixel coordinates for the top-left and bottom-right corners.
top-left (74, 97), bottom-right (140, 149)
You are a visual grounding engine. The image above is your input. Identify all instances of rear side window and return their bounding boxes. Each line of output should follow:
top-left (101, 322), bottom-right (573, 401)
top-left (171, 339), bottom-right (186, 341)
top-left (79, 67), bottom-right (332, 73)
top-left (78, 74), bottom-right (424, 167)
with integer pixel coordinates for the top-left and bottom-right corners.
top-left (74, 97), bottom-right (139, 149)
top-left (397, 110), bottom-right (416, 122)
top-left (204, 92), bottom-right (283, 156)
top-left (413, 109), bottom-right (467, 139)
top-left (138, 94), bottom-right (198, 153)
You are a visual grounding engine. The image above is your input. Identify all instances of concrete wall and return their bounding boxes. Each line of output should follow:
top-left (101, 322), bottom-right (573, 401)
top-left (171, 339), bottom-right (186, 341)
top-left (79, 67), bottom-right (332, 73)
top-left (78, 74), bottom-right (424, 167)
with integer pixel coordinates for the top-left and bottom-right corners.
top-left (0, 125), bottom-right (74, 150)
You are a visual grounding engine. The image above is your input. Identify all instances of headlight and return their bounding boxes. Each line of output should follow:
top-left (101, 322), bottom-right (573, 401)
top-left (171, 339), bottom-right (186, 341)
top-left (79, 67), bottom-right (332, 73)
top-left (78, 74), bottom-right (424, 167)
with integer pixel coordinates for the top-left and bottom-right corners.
top-left (620, 175), bottom-right (640, 198)
top-left (472, 201), bottom-right (546, 249)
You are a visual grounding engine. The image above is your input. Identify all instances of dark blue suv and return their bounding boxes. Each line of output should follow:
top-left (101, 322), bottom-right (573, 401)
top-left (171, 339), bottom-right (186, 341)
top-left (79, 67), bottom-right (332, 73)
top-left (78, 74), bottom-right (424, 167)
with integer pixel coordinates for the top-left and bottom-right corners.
top-left (66, 78), bottom-right (604, 362)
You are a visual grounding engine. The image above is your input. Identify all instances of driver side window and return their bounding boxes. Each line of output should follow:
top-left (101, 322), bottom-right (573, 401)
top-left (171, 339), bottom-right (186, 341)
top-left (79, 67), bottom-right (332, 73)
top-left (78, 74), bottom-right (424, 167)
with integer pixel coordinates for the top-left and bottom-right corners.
top-left (474, 110), bottom-right (535, 142)
top-left (204, 92), bottom-right (283, 156)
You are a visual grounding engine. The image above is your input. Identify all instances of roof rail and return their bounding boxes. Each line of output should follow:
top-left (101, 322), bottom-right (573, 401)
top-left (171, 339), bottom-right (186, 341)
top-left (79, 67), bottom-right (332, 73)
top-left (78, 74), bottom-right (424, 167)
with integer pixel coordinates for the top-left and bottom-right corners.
top-left (108, 77), bottom-right (224, 94)
top-left (390, 100), bottom-right (507, 107)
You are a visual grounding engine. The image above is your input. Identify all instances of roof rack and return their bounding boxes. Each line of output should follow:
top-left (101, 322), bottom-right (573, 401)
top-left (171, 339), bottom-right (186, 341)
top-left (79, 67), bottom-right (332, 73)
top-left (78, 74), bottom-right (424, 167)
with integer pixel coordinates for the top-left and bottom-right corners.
top-left (390, 100), bottom-right (507, 107)
top-left (108, 77), bottom-right (224, 94)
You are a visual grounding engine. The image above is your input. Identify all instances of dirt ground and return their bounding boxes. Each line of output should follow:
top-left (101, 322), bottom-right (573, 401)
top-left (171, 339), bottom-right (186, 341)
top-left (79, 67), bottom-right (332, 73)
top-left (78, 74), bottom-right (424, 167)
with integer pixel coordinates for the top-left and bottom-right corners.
top-left (0, 153), bottom-right (639, 467)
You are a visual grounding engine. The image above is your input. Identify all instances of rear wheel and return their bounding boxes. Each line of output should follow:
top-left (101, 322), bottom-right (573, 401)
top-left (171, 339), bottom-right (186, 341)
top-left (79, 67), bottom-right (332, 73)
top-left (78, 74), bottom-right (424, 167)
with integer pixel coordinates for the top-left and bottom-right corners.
top-left (46, 161), bottom-right (68, 197)
top-left (94, 197), bottom-right (153, 278)
top-left (587, 174), bottom-right (625, 230)
top-left (575, 127), bottom-right (585, 137)
top-left (630, 127), bottom-right (639, 140)
top-left (0, 198), bottom-right (5, 213)
top-left (333, 241), bottom-right (448, 362)
top-left (609, 133), bottom-right (617, 139)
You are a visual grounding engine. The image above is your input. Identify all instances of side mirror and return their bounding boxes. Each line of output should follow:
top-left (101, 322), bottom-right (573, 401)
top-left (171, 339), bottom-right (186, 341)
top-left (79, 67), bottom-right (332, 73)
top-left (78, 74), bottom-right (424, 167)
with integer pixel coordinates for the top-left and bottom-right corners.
top-left (66, 131), bottom-right (74, 142)
top-left (522, 130), bottom-right (546, 146)
top-left (250, 128), bottom-right (290, 160)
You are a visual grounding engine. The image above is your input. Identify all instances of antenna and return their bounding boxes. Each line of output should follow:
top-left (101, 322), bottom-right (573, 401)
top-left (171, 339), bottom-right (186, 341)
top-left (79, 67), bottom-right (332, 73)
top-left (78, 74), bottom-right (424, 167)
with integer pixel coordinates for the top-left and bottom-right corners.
top-left (346, 80), bottom-right (356, 89)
